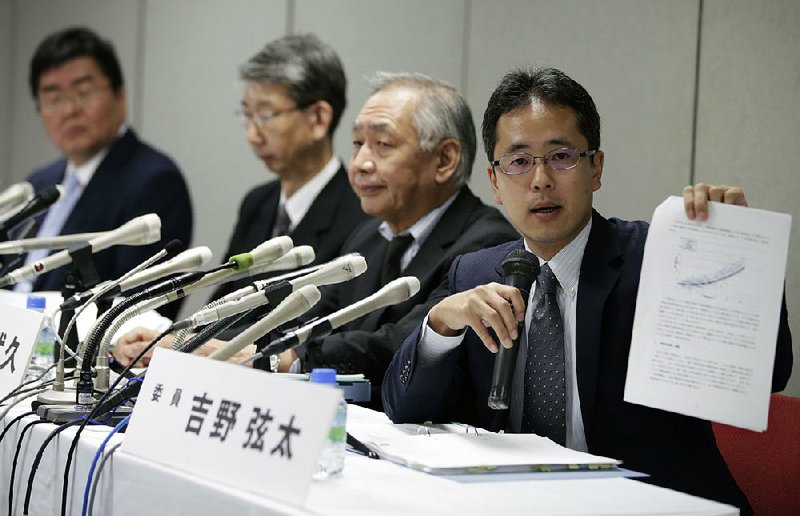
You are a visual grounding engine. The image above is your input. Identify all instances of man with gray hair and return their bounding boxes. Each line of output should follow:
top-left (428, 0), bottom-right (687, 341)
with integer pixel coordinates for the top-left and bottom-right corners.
top-left (276, 72), bottom-right (518, 406)
top-left (212, 33), bottom-right (367, 298)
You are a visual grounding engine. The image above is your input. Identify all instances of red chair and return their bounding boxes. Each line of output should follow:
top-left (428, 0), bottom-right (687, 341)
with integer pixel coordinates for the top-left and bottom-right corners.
top-left (712, 394), bottom-right (800, 516)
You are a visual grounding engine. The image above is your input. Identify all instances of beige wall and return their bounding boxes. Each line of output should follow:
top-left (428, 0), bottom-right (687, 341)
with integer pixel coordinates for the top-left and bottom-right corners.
top-left (1, 0), bottom-right (797, 395)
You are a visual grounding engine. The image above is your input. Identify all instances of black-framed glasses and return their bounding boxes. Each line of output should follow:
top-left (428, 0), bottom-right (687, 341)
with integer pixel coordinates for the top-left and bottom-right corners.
top-left (235, 101), bottom-right (313, 130)
top-left (491, 147), bottom-right (598, 175)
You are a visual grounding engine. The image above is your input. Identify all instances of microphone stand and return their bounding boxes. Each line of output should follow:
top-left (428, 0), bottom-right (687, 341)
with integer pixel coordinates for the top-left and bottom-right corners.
top-left (34, 244), bottom-right (104, 408)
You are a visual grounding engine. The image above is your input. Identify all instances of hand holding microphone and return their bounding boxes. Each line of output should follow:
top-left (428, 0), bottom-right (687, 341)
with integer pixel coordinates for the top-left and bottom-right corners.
top-left (487, 250), bottom-right (539, 409)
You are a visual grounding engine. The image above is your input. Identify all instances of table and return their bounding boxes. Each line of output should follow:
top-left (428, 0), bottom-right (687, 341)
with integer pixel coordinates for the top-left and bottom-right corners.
top-left (1, 406), bottom-right (737, 515)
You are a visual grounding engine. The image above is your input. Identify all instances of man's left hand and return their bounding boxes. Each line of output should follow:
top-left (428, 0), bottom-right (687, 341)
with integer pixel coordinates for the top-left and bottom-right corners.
top-left (683, 183), bottom-right (747, 221)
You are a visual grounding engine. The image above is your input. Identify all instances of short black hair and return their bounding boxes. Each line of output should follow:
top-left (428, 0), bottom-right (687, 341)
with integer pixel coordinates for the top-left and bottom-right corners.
top-left (481, 67), bottom-right (600, 161)
top-left (29, 26), bottom-right (124, 98)
top-left (240, 33), bottom-right (347, 137)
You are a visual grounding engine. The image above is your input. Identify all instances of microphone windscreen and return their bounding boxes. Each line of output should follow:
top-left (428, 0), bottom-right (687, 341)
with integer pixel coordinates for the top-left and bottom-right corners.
top-left (164, 239), bottom-right (184, 258)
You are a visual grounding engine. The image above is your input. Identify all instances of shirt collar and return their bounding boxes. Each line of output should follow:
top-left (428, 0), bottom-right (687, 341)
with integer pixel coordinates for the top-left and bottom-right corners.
top-left (524, 216), bottom-right (592, 299)
top-left (279, 156), bottom-right (341, 230)
top-left (65, 124), bottom-right (127, 187)
top-left (378, 190), bottom-right (460, 243)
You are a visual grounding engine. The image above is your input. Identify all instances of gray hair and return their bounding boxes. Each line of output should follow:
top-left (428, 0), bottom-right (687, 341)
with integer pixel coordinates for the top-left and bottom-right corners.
top-left (240, 33), bottom-right (346, 135)
top-left (367, 72), bottom-right (476, 187)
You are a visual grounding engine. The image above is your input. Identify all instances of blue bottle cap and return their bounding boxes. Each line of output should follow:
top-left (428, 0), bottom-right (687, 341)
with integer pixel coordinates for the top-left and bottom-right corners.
top-left (310, 368), bottom-right (337, 385)
top-left (26, 295), bottom-right (46, 311)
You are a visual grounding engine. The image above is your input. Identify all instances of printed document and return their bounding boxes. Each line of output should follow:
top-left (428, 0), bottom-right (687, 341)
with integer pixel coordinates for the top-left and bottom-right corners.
top-left (625, 196), bottom-right (791, 430)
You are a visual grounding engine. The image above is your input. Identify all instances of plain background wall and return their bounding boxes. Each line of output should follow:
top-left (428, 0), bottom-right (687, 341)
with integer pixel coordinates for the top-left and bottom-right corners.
top-left (0, 0), bottom-right (797, 396)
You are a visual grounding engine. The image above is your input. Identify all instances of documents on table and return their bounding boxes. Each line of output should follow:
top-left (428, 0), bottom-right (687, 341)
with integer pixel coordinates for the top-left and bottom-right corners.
top-left (625, 196), bottom-right (791, 431)
top-left (346, 405), bottom-right (619, 475)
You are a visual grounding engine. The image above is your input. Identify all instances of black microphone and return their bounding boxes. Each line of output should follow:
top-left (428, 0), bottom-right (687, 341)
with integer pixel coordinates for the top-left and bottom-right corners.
top-left (0, 185), bottom-right (60, 232)
top-left (487, 249), bottom-right (540, 410)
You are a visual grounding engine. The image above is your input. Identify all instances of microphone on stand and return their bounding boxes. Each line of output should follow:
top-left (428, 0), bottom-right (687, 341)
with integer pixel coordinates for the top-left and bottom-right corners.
top-left (251, 276), bottom-right (421, 362)
top-left (60, 245), bottom-right (212, 310)
top-left (0, 181), bottom-right (34, 216)
top-left (207, 285), bottom-right (322, 362)
top-left (0, 185), bottom-right (60, 231)
top-left (0, 231), bottom-right (108, 254)
top-left (487, 249), bottom-right (540, 410)
top-left (0, 213), bottom-right (162, 287)
top-left (173, 253), bottom-right (367, 331)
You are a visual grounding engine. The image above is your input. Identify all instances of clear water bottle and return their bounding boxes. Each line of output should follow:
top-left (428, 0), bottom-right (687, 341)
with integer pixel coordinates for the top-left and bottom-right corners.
top-left (24, 295), bottom-right (56, 382)
top-left (311, 368), bottom-right (346, 479)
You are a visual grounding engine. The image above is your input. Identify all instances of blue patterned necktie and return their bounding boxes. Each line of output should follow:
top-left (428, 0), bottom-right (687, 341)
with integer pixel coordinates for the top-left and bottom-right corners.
top-left (14, 173), bottom-right (82, 292)
top-left (521, 263), bottom-right (567, 445)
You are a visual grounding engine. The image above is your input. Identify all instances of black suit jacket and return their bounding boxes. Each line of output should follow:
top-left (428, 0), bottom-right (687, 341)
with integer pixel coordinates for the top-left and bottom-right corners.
top-left (383, 210), bottom-right (793, 510)
top-left (25, 129), bottom-right (193, 318)
top-left (210, 164), bottom-right (368, 300)
top-left (299, 186), bottom-right (519, 405)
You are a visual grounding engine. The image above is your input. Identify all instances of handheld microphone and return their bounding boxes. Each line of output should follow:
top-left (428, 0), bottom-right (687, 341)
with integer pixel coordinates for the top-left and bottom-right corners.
top-left (0, 213), bottom-right (161, 287)
top-left (60, 245), bottom-right (211, 310)
top-left (208, 284), bottom-right (321, 362)
top-left (260, 276), bottom-right (421, 357)
top-left (487, 249), bottom-right (540, 410)
top-left (0, 181), bottom-right (34, 214)
top-left (0, 185), bottom-right (60, 231)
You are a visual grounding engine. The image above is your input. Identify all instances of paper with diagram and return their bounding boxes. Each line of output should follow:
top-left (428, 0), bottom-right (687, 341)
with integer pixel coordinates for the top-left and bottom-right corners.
top-left (625, 196), bottom-right (791, 430)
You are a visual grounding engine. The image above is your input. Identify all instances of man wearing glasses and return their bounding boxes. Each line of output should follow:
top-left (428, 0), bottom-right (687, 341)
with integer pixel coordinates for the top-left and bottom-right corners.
top-left (383, 67), bottom-right (792, 513)
top-left (211, 33), bottom-right (367, 298)
top-left (21, 27), bottom-right (192, 318)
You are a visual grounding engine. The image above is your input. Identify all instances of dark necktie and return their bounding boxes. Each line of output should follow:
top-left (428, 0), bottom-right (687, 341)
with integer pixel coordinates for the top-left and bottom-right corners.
top-left (380, 234), bottom-right (414, 286)
top-left (271, 204), bottom-right (291, 238)
top-left (521, 263), bottom-right (567, 445)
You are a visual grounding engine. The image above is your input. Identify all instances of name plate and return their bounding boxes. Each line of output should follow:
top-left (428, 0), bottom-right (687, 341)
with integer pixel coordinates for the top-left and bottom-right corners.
top-left (122, 348), bottom-right (339, 507)
top-left (0, 302), bottom-right (44, 399)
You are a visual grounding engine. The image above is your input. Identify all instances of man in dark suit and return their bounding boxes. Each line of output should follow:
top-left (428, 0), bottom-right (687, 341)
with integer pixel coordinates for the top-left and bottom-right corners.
top-left (211, 33), bottom-right (367, 299)
top-left (382, 67), bottom-right (792, 511)
top-left (112, 34), bottom-right (368, 364)
top-left (276, 73), bottom-right (518, 405)
top-left (17, 27), bottom-right (192, 318)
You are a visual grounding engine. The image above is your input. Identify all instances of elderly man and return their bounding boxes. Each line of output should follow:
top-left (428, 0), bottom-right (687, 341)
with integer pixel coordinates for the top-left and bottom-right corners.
top-left (277, 73), bottom-right (518, 404)
top-left (382, 67), bottom-right (793, 512)
top-left (19, 27), bottom-right (193, 319)
top-left (114, 72), bottom-right (517, 404)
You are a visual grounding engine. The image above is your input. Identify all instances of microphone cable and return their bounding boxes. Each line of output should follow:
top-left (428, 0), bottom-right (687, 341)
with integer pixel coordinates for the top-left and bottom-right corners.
top-left (8, 418), bottom-right (49, 515)
top-left (86, 441), bottom-right (121, 516)
top-left (54, 325), bottom-right (173, 516)
top-left (81, 414), bottom-right (131, 516)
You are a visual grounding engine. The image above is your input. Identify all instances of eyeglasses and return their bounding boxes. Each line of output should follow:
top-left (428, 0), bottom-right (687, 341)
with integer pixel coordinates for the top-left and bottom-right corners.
top-left (235, 102), bottom-right (312, 130)
top-left (38, 86), bottom-right (110, 114)
top-left (491, 147), bottom-right (597, 175)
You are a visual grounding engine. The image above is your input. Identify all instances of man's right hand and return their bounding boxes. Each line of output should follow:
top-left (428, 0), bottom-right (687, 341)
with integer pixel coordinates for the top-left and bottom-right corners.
top-left (427, 282), bottom-right (526, 353)
top-left (111, 326), bottom-right (175, 367)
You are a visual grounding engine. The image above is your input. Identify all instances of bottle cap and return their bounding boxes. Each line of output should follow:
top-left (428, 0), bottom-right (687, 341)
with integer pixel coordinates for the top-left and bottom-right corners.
top-left (310, 368), bottom-right (337, 385)
top-left (26, 295), bottom-right (46, 311)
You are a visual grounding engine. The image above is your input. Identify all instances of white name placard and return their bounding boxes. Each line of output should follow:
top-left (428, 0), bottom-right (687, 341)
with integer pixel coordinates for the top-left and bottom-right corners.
top-left (122, 348), bottom-right (339, 507)
top-left (0, 302), bottom-right (45, 399)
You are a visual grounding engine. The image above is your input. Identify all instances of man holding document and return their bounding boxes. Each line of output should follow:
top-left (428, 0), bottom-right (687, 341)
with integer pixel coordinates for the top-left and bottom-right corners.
top-left (382, 67), bottom-right (792, 512)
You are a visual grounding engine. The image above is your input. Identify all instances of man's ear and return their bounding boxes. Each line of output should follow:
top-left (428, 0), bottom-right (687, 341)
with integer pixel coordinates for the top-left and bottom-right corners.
top-left (488, 165), bottom-right (503, 205)
top-left (590, 149), bottom-right (604, 192)
top-left (308, 100), bottom-right (333, 141)
top-left (434, 138), bottom-right (460, 184)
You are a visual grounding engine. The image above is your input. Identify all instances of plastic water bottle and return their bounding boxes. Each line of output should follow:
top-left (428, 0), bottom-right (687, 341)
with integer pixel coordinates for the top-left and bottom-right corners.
top-left (311, 368), bottom-right (346, 479)
top-left (25, 295), bottom-right (56, 382)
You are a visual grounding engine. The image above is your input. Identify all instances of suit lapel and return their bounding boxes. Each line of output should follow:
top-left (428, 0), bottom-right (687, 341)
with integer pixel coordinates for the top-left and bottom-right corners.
top-left (575, 211), bottom-right (623, 443)
top-left (289, 165), bottom-right (348, 250)
top-left (60, 130), bottom-right (138, 235)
